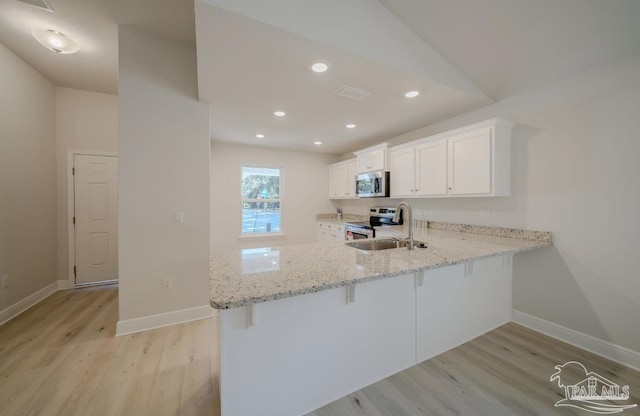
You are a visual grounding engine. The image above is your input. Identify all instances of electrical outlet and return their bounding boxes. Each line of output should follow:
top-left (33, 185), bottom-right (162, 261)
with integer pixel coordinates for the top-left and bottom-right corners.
top-left (478, 210), bottom-right (491, 220)
top-left (162, 277), bottom-right (173, 291)
top-left (1, 275), bottom-right (8, 289)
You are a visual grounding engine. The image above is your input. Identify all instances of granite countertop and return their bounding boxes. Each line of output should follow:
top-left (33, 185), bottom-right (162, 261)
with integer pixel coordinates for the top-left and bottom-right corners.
top-left (209, 224), bottom-right (552, 309)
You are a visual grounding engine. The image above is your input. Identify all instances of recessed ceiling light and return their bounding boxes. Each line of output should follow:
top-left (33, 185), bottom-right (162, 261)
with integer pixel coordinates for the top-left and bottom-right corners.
top-left (314, 141), bottom-right (322, 145)
top-left (256, 134), bottom-right (265, 138)
top-left (31, 29), bottom-right (79, 54)
top-left (274, 111), bottom-right (286, 117)
top-left (346, 123), bottom-right (356, 129)
top-left (310, 61), bottom-right (330, 73)
top-left (404, 90), bottom-right (420, 98)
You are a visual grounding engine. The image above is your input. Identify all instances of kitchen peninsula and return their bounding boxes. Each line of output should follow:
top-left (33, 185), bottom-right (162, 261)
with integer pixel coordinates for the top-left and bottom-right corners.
top-left (209, 222), bottom-right (552, 416)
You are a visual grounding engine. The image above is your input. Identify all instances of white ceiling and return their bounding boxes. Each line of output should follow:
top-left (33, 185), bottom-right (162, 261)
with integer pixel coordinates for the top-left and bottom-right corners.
top-left (0, 0), bottom-right (196, 95)
top-left (195, 3), bottom-right (491, 155)
top-left (379, 0), bottom-right (640, 101)
top-left (2, 0), bottom-right (639, 153)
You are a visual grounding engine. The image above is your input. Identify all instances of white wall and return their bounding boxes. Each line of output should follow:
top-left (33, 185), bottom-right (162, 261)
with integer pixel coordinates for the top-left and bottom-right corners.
top-left (55, 87), bottom-right (118, 284)
top-left (210, 143), bottom-right (337, 252)
top-left (335, 54), bottom-right (640, 353)
top-left (0, 43), bottom-right (57, 311)
top-left (117, 26), bottom-right (210, 329)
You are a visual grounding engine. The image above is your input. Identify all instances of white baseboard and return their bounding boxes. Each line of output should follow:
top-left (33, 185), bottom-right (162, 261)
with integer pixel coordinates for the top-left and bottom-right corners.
top-left (115, 305), bottom-right (214, 336)
top-left (513, 310), bottom-right (640, 371)
top-left (0, 281), bottom-right (58, 326)
top-left (57, 280), bottom-right (73, 290)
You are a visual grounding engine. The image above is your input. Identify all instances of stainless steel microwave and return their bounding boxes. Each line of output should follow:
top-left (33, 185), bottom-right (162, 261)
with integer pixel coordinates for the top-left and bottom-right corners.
top-left (355, 170), bottom-right (390, 198)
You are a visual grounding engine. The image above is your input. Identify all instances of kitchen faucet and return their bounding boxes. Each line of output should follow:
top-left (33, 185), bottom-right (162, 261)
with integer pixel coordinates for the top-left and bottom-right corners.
top-left (392, 202), bottom-right (414, 250)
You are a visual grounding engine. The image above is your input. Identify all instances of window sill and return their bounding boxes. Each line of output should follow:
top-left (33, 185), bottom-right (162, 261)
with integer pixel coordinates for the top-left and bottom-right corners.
top-left (238, 232), bottom-right (287, 240)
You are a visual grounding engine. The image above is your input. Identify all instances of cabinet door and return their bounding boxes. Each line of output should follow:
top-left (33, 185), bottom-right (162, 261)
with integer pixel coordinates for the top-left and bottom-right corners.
top-left (389, 147), bottom-right (415, 197)
top-left (415, 141), bottom-right (447, 196)
top-left (448, 127), bottom-right (492, 195)
top-left (345, 161), bottom-right (357, 197)
top-left (357, 153), bottom-right (373, 173)
top-left (336, 164), bottom-right (348, 198)
top-left (369, 149), bottom-right (386, 171)
top-left (328, 165), bottom-right (341, 198)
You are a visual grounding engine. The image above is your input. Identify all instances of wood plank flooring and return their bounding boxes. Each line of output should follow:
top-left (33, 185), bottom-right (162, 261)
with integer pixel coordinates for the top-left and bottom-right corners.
top-left (309, 323), bottom-right (640, 416)
top-left (0, 285), bottom-right (219, 416)
top-left (1, 286), bottom-right (638, 416)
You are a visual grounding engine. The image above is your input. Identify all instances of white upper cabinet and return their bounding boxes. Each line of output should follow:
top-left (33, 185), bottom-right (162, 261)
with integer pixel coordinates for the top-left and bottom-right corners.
top-left (447, 127), bottom-right (492, 195)
top-left (328, 159), bottom-right (358, 199)
top-left (390, 139), bottom-right (448, 197)
top-left (416, 140), bottom-right (448, 196)
top-left (354, 143), bottom-right (387, 173)
top-left (346, 160), bottom-right (357, 197)
top-left (446, 119), bottom-right (513, 196)
top-left (389, 147), bottom-right (415, 197)
top-left (388, 118), bottom-right (513, 198)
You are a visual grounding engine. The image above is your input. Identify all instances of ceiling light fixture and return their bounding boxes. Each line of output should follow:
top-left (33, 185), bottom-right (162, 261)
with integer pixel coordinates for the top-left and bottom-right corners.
top-left (310, 60), bottom-right (330, 73)
top-left (346, 123), bottom-right (356, 129)
top-left (31, 29), bottom-right (80, 54)
top-left (256, 134), bottom-right (265, 139)
top-left (274, 111), bottom-right (286, 117)
top-left (314, 141), bottom-right (322, 145)
top-left (404, 90), bottom-right (420, 98)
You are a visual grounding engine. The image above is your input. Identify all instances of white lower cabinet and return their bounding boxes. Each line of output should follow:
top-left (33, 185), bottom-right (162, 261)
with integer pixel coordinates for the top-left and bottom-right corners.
top-left (316, 221), bottom-right (345, 242)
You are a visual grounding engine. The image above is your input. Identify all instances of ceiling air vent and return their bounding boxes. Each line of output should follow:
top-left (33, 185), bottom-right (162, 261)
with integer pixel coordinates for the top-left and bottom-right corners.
top-left (335, 85), bottom-right (371, 101)
top-left (15, 0), bottom-right (54, 12)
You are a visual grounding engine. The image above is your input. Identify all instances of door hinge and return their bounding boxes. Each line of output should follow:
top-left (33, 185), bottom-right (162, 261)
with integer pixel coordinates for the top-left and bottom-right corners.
top-left (73, 266), bottom-right (77, 277)
top-left (73, 216), bottom-right (75, 225)
top-left (72, 167), bottom-right (75, 175)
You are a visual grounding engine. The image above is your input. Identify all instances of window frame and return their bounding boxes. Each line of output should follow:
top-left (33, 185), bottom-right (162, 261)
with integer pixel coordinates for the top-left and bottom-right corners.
top-left (240, 165), bottom-right (285, 238)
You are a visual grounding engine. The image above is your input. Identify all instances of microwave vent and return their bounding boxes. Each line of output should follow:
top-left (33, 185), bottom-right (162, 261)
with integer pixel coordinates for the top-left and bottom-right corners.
top-left (335, 85), bottom-right (371, 101)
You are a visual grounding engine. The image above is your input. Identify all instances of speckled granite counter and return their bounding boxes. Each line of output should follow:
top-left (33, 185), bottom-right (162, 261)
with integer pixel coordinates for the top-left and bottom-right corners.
top-left (209, 225), bottom-right (552, 309)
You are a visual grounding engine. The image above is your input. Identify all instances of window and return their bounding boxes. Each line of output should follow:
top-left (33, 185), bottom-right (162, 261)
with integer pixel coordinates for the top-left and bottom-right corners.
top-left (241, 166), bottom-right (282, 235)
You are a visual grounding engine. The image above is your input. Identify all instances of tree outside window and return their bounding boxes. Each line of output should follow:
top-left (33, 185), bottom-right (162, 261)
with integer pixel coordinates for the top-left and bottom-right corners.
top-left (241, 167), bottom-right (282, 234)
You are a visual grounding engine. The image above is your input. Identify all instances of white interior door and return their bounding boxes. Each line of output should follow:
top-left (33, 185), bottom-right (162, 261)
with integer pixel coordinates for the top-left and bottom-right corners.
top-left (74, 154), bottom-right (118, 285)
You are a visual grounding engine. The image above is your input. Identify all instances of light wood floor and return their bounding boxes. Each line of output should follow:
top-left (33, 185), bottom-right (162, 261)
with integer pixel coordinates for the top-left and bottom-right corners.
top-left (1, 286), bottom-right (638, 416)
top-left (310, 324), bottom-right (640, 416)
top-left (0, 285), bottom-right (219, 416)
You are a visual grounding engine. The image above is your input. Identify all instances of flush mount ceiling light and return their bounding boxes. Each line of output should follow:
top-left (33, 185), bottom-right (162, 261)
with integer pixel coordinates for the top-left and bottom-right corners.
top-left (274, 111), bottom-right (286, 117)
top-left (404, 90), bottom-right (420, 98)
top-left (31, 29), bottom-right (80, 54)
top-left (309, 60), bottom-right (330, 73)
top-left (314, 141), bottom-right (322, 145)
top-left (256, 134), bottom-right (265, 138)
top-left (346, 123), bottom-right (356, 129)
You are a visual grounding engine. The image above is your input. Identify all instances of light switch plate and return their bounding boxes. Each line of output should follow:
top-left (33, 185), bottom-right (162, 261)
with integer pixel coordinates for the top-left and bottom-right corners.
top-left (174, 211), bottom-right (184, 224)
top-left (1, 275), bottom-right (8, 289)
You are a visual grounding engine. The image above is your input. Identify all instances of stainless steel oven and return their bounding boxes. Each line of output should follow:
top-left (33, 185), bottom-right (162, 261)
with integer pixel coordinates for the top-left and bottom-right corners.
top-left (344, 207), bottom-right (402, 240)
top-left (345, 224), bottom-right (374, 240)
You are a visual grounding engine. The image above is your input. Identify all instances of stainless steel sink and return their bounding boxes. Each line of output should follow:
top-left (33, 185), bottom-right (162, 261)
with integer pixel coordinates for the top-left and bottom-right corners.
top-left (345, 238), bottom-right (408, 251)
